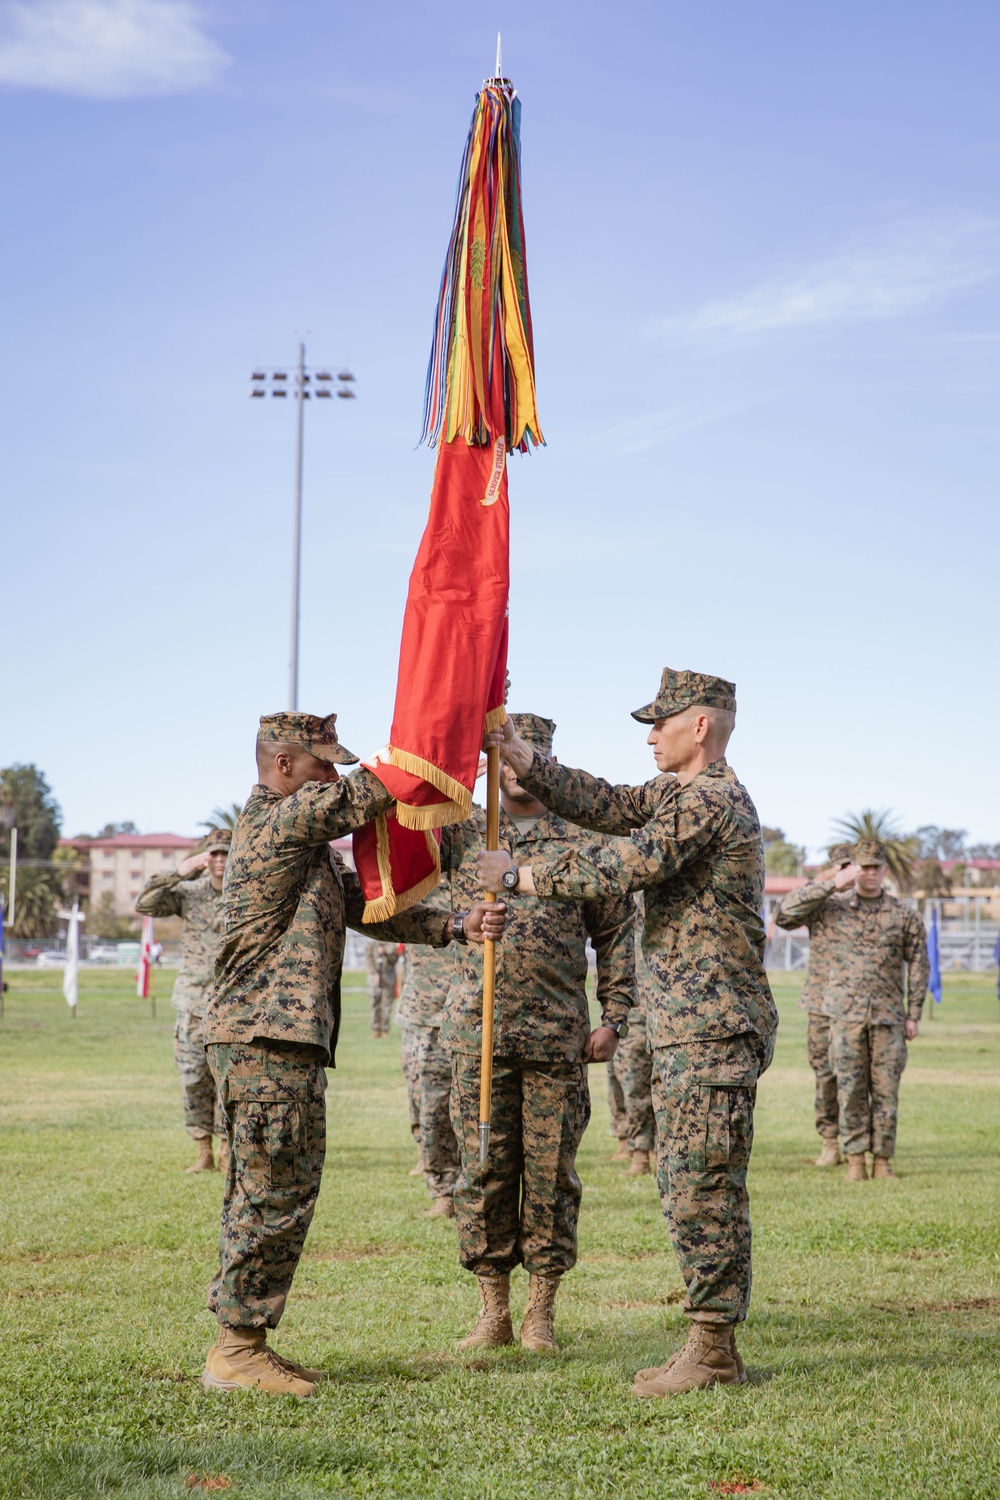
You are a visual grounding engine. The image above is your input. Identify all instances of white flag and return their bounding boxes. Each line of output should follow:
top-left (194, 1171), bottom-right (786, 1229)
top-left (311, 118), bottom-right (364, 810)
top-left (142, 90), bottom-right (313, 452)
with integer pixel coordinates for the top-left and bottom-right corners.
top-left (63, 900), bottom-right (81, 1010)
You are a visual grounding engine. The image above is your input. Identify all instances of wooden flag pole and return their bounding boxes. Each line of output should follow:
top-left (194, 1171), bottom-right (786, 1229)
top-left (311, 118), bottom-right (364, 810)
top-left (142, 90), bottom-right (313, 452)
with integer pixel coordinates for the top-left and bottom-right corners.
top-left (479, 744), bottom-right (501, 1164)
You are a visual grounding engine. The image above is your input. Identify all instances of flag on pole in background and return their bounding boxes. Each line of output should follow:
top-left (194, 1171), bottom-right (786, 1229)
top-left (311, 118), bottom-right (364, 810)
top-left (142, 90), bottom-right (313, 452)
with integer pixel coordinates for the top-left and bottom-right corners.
top-left (927, 906), bottom-right (942, 1005)
top-left (0, 900), bottom-right (5, 1001)
top-left (62, 901), bottom-right (82, 1012)
top-left (137, 914), bottom-right (155, 999)
top-left (353, 77), bottom-right (541, 919)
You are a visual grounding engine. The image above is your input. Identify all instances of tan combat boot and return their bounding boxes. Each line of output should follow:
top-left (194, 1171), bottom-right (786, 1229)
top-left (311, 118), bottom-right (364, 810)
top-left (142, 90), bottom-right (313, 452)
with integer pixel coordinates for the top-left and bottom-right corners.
top-left (872, 1156), bottom-right (896, 1179)
top-left (611, 1139), bottom-right (631, 1162)
top-left (634, 1325), bottom-right (746, 1386)
top-left (631, 1322), bottom-right (741, 1397)
top-left (457, 1274), bottom-right (514, 1351)
top-left (815, 1138), bottom-right (842, 1167)
top-left (185, 1137), bottom-right (215, 1174)
top-left (202, 1326), bottom-right (316, 1398)
top-left (845, 1153), bottom-right (869, 1182)
top-left (519, 1273), bottom-right (560, 1353)
top-left (626, 1150), bottom-right (653, 1177)
top-left (426, 1195), bottom-right (455, 1219)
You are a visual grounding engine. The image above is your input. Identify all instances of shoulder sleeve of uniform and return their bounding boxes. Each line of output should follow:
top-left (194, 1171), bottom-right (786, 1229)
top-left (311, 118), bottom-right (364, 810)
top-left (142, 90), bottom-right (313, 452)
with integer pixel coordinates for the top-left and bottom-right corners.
top-left (773, 878), bottom-right (837, 929)
top-left (275, 766), bottom-right (395, 846)
top-left (903, 906), bottom-right (930, 1013)
top-left (530, 782), bottom-right (722, 902)
top-left (518, 751), bottom-right (672, 835)
top-left (346, 890), bottom-right (452, 948)
top-left (134, 871), bottom-right (186, 916)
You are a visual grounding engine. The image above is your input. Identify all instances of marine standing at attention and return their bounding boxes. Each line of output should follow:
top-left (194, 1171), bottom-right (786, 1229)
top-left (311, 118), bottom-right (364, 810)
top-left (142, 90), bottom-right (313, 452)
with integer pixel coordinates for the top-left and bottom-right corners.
top-left (366, 940), bottom-right (400, 1037)
top-left (394, 877), bottom-right (462, 1218)
top-left (135, 829), bottom-right (232, 1174)
top-left (773, 840), bottom-right (928, 1182)
top-left (442, 713), bottom-right (635, 1354)
top-left (479, 669), bottom-right (778, 1396)
top-left (200, 712), bottom-right (506, 1399)
top-left (774, 843), bottom-right (854, 1167)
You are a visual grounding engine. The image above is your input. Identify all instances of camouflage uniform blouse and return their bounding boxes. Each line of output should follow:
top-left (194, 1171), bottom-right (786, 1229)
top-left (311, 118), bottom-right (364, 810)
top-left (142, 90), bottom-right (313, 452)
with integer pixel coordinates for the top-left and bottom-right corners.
top-left (773, 878), bottom-right (929, 1025)
top-left (518, 754), bottom-right (777, 1049)
top-left (204, 770), bottom-right (452, 1062)
top-left (135, 871), bottom-right (223, 1015)
top-left (439, 806), bottom-right (635, 1063)
top-left (395, 885), bottom-right (456, 1031)
top-left (773, 880), bottom-right (851, 1013)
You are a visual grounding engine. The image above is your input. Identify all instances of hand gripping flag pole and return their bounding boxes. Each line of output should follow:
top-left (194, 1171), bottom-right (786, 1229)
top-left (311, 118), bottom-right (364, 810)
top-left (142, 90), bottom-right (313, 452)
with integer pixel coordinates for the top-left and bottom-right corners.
top-left (351, 39), bottom-right (542, 1164)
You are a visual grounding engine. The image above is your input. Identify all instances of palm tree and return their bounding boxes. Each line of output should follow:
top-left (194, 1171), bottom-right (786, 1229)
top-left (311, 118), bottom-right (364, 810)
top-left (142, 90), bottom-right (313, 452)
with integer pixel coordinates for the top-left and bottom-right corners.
top-left (0, 865), bottom-right (66, 937)
top-left (199, 802), bottom-right (243, 833)
top-left (830, 809), bottom-right (918, 893)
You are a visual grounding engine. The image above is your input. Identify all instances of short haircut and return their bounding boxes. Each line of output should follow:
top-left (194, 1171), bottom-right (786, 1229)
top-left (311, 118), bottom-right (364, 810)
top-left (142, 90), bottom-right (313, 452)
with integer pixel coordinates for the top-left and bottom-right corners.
top-left (255, 739), bottom-right (304, 775)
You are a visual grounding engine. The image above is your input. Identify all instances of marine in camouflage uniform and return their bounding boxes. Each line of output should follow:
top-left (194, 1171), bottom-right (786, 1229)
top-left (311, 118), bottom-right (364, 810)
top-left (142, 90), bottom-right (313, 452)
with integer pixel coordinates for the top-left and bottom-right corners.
top-left (200, 712), bottom-right (504, 1399)
top-left (774, 842), bottom-right (854, 1165)
top-left (774, 839), bottom-right (928, 1180)
top-left (441, 714), bottom-right (635, 1353)
top-left (607, 894), bottom-right (656, 1174)
top-left (481, 669), bottom-right (778, 1394)
top-left (367, 939), bottom-right (399, 1036)
top-left (394, 880), bottom-right (460, 1213)
top-left (135, 830), bottom-right (231, 1172)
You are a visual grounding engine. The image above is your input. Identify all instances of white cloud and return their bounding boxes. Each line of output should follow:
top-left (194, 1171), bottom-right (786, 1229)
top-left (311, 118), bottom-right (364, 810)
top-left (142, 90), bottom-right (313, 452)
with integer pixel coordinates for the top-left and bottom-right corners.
top-left (664, 219), bottom-right (1000, 336)
top-left (0, 0), bottom-right (229, 98)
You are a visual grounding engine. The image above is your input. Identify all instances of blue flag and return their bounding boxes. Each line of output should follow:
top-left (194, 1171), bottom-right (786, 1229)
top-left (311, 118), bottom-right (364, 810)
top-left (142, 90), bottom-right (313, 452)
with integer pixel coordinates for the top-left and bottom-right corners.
top-left (927, 907), bottom-right (942, 1005)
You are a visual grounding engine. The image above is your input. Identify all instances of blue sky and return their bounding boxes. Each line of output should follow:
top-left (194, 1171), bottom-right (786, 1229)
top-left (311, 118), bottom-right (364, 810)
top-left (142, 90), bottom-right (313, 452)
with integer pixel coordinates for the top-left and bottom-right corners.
top-left (2, 0), bottom-right (997, 855)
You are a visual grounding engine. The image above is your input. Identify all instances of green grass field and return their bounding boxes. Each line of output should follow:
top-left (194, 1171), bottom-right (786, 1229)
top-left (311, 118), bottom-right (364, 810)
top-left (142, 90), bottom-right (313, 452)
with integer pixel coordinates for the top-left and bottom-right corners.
top-left (1, 967), bottom-right (998, 1500)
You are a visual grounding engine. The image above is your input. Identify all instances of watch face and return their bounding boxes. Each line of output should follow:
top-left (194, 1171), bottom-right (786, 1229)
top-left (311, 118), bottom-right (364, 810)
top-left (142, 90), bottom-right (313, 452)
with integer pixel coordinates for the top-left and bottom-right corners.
top-left (501, 868), bottom-right (519, 890)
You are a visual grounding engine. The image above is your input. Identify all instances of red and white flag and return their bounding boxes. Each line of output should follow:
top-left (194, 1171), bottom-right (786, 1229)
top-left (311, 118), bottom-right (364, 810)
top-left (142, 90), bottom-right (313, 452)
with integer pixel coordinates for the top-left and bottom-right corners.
top-left (136, 915), bottom-right (155, 999)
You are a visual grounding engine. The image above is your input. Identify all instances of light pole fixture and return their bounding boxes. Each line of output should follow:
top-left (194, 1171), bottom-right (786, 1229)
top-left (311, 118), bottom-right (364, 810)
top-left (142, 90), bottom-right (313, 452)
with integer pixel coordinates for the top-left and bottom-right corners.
top-left (249, 345), bottom-right (357, 711)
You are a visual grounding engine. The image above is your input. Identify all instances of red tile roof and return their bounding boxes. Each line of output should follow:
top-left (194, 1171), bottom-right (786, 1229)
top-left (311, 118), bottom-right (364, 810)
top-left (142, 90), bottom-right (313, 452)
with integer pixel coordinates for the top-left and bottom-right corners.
top-left (60, 833), bottom-right (197, 850)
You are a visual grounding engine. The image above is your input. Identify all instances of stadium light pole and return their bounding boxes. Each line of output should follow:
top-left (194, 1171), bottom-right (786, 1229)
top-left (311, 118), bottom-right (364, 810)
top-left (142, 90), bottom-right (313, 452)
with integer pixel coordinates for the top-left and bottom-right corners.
top-left (250, 345), bottom-right (357, 710)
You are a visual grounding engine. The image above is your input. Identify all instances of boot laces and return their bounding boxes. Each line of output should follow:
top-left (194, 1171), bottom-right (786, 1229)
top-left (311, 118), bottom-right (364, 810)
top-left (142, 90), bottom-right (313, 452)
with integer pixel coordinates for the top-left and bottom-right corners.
top-left (258, 1347), bottom-right (302, 1384)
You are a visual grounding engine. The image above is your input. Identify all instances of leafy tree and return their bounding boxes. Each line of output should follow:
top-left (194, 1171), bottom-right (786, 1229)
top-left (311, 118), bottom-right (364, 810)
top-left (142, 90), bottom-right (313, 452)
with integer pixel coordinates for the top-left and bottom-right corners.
top-left (765, 841), bottom-right (804, 876)
top-left (88, 892), bottom-right (137, 941)
top-left (761, 827), bottom-right (786, 847)
top-left (913, 858), bottom-right (952, 897)
top-left (0, 865), bottom-right (65, 937)
top-left (832, 809), bottom-right (917, 893)
top-left (96, 821), bottom-right (140, 837)
top-left (0, 765), bottom-right (62, 861)
top-left (199, 803), bottom-right (243, 833)
top-left (913, 825), bottom-right (968, 861)
top-left (967, 842), bottom-right (1000, 860)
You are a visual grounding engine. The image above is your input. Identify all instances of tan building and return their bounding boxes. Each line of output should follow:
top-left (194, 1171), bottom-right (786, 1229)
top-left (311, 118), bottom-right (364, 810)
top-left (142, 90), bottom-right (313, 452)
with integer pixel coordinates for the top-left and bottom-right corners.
top-left (59, 833), bottom-right (198, 919)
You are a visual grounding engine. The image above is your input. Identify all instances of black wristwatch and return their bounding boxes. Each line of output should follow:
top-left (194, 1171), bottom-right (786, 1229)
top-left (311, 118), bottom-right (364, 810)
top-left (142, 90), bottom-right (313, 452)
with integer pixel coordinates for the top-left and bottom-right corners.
top-left (601, 1015), bottom-right (629, 1039)
top-left (451, 914), bottom-right (468, 945)
top-left (500, 864), bottom-right (520, 892)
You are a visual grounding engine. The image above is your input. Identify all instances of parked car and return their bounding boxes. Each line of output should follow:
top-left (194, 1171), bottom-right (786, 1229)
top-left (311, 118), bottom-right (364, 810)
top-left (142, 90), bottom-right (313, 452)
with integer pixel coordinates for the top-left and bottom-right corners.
top-left (88, 945), bottom-right (118, 964)
top-left (36, 952), bottom-right (67, 968)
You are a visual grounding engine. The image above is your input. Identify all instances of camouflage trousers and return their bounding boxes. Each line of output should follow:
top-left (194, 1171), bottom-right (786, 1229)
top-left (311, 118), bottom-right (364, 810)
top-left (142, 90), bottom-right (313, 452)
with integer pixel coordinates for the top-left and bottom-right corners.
top-left (400, 1026), bottom-right (421, 1144)
top-left (829, 1021), bottom-right (907, 1158)
top-left (412, 1025), bottom-right (460, 1199)
top-left (368, 960), bottom-right (396, 1035)
top-left (608, 1019), bottom-right (655, 1152)
top-left (806, 1011), bottom-right (839, 1140)
top-left (450, 1054), bottom-right (591, 1277)
top-left (651, 1032), bottom-right (774, 1326)
top-left (173, 1009), bottom-right (224, 1140)
top-left (206, 1040), bottom-right (327, 1330)
top-left (606, 1062), bottom-right (628, 1141)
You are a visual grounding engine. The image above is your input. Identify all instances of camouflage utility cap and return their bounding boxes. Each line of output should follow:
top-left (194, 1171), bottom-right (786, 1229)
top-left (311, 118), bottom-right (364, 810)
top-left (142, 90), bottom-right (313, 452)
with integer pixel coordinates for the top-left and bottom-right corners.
top-left (827, 843), bottom-right (853, 866)
top-left (257, 712), bottom-right (359, 765)
top-left (853, 840), bottom-right (887, 866)
top-left (204, 830), bottom-right (233, 855)
top-left (510, 713), bottom-right (556, 754)
top-left (631, 668), bottom-right (737, 724)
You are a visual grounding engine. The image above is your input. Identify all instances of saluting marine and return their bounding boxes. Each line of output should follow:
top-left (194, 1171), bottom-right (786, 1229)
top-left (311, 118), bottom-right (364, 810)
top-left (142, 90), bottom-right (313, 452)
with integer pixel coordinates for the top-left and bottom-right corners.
top-left (135, 829), bottom-right (231, 1174)
top-left (441, 714), bottom-right (635, 1354)
top-left (775, 843), bottom-right (854, 1166)
top-left (775, 840), bottom-right (928, 1181)
top-left (200, 712), bottom-right (506, 1399)
top-left (480, 669), bottom-right (778, 1396)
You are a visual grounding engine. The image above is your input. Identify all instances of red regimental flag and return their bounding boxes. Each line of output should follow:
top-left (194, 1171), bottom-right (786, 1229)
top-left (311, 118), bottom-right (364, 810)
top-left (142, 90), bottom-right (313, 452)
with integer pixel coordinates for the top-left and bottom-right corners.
top-left (353, 81), bottom-right (539, 919)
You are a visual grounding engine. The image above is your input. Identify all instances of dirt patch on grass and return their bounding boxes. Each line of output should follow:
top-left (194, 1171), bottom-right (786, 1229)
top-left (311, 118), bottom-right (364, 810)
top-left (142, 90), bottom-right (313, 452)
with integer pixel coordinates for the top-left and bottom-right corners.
top-left (873, 1296), bottom-right (1000, 1314)
top-left (604, 1290), bottom-right (684, 1308)
top-left (709, 1480), bottom-right (766, 1494)
top-left (308, 1243), bottom-right (404, 1262)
